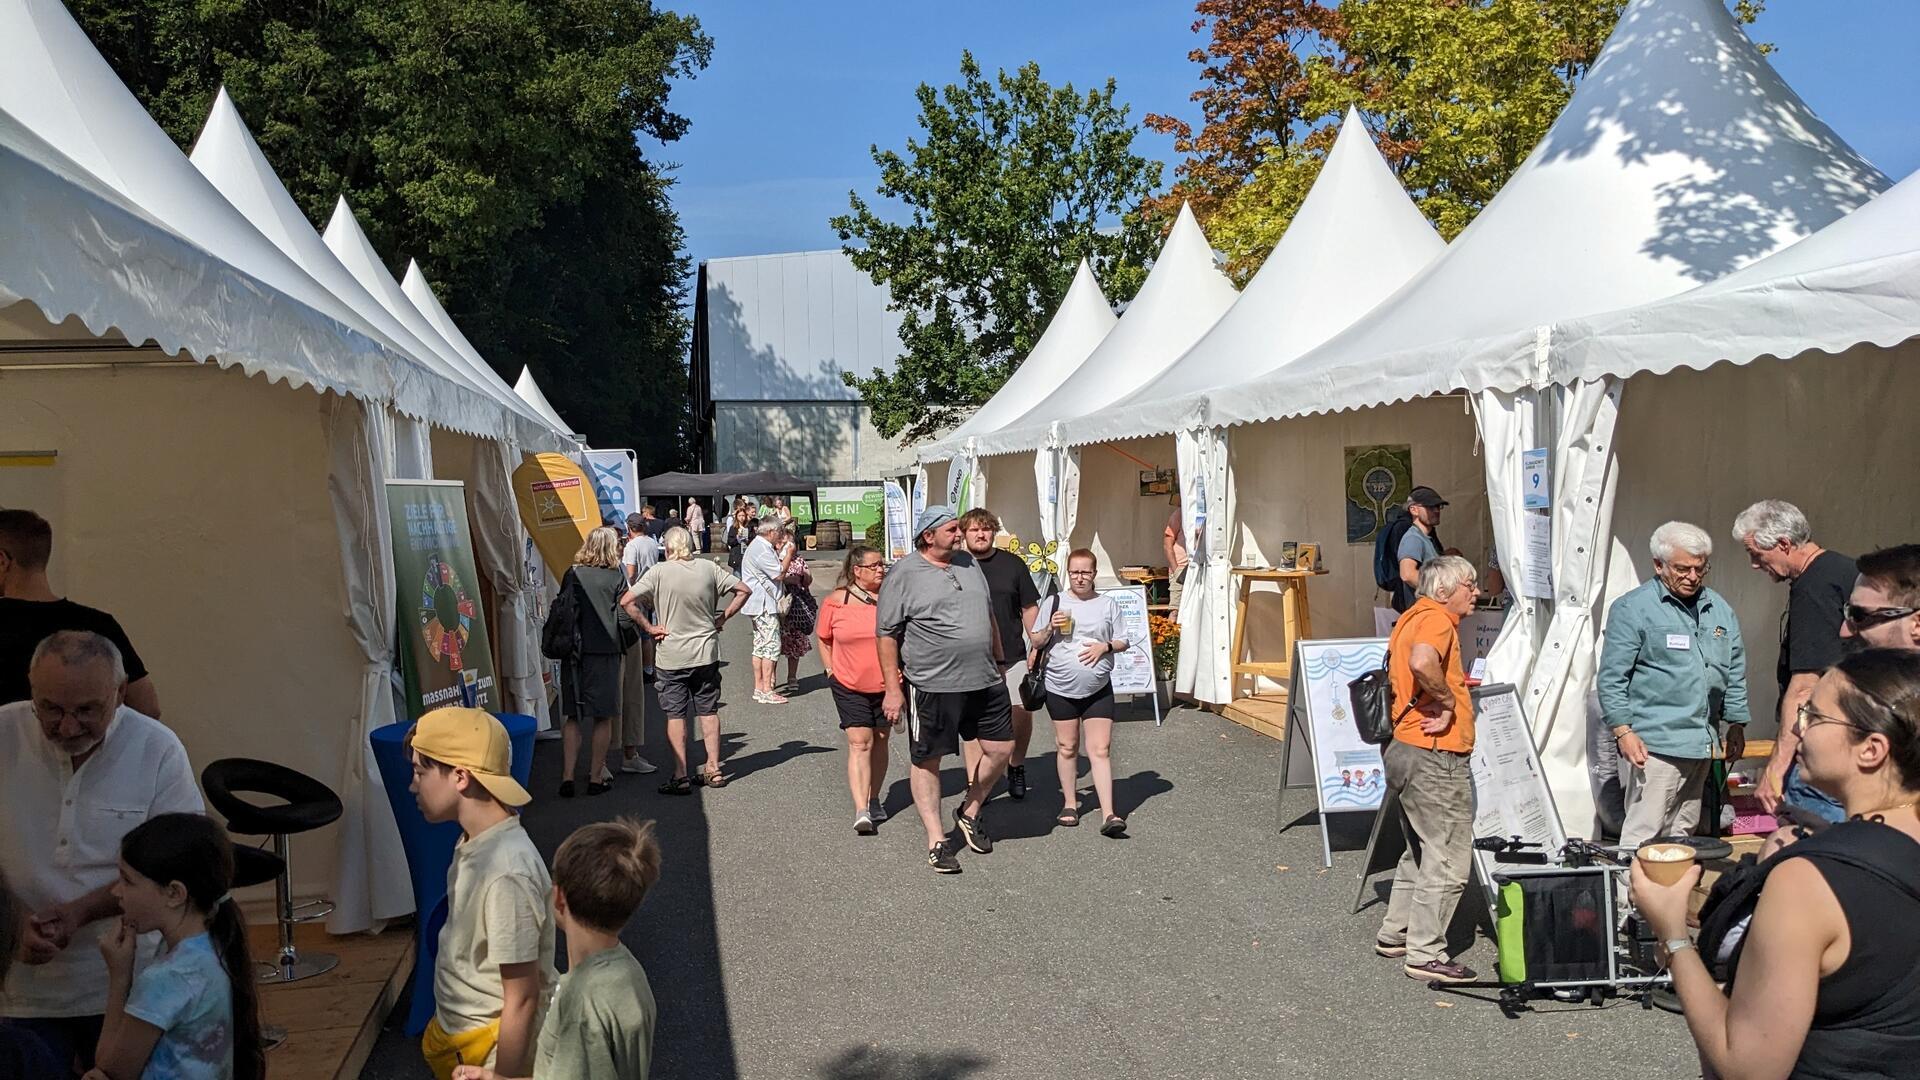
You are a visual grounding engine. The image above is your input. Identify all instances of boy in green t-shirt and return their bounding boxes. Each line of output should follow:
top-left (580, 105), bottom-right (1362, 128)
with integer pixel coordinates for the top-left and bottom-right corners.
top-left (455, 817), bottom-right (660, 1080)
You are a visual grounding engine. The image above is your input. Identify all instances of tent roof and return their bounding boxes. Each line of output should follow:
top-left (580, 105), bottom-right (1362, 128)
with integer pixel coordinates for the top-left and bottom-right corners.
top-left (1058, 109), bottom-right (1445, 447)
top-left (968, 203), bottom-right (1238, 456)
top-left (635, 469), bottom-right (820, 497)
top-left (0, 0), bottom-right (415, 401)
top-left (514, 367), bottom-right (579, 439)
top-left (321, 200), bottom-right (558, 447)
top-left (187, 87), bottom-right (528, 441)
top-left (1553, 165), bottom-right (1920, 384)
top-left (1207, 0), bottom-right (1888, 427)
top-left (928, 259), bottom-right (1117, 455)
top-left (398, 259), bottom-right (556, 443)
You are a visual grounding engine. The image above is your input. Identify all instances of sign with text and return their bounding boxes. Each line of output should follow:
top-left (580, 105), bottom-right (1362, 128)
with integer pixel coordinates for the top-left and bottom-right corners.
top-left (820, 483), bottom-right (884, 536)
top-left (512, 452), bottom-right (596, 578)
top-left (1289, 638), bottom-right (1390, 813)
top-left (387, 481), bottom-right (497, 720)
top-left (1521, 447), bottom-right (1549, 510)
top-left (1106, 585), bottom-right (1156, 695)
top-left (583, 449), bottom-right (639, 524)
top-left (882, 480), bottom-right (911, 562)
top-left (1468, 684), bottom-right (1568, 905)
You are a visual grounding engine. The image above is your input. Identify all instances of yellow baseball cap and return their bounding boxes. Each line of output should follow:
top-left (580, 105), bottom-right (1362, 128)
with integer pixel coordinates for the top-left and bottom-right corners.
top-left (406, 708), bottom-right (532, 807)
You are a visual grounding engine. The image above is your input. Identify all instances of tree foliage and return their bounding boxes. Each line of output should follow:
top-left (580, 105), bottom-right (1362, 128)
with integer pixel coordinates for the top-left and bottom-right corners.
top-left (1163, 0), bottom-right (1767, 275)
top-left (833, 53), bottom-right (1163, 443)
top-left (68, 0), bottom-right (711, 469)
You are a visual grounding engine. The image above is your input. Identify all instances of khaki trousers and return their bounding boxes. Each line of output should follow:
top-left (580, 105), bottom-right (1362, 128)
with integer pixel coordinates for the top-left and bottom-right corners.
top-left (1617, 751), bottom-right (1710, 849)
top-left (619, 645), bottom-right (649, 747)
top-left (1378, 739), bottom-right (1475, 966)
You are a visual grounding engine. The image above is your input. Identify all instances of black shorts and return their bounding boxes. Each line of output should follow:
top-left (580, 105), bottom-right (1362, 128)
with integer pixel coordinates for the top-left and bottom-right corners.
top-left (830, 679), bottom-right (887, 730)
top-left (1046, 684), bottom-right (1115, 720)
top-left (908, 683), bottom-right (1014, 762)
top-left (655, 663), bottom-right (721, 720)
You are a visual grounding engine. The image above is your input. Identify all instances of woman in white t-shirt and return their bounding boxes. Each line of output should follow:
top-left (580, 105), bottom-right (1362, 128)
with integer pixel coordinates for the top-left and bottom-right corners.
top-left (1027, 548), bottom-right (1138, 837)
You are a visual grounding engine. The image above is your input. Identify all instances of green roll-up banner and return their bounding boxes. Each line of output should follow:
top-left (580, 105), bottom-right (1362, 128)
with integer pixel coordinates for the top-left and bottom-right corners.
top-left (387, 480), bottom-right (498, 721)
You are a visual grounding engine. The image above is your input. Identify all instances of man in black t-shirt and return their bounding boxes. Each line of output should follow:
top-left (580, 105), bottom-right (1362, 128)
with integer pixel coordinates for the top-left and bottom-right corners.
top-left (1733, 500), bottom-right (1854, 822)
top-left (0, 509), bottom-right (160, 716)
top-left (961, 508), bottom-right (1041, 800)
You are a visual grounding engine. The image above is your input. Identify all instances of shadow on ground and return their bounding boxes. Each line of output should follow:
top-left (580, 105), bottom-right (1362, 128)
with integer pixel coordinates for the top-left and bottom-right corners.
top-left (818, 1045), bottom-right (992, 1080)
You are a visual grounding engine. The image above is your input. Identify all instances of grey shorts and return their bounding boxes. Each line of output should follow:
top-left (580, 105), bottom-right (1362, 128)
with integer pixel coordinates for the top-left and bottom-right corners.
top-left (656, 663), bottom-right (721, 720)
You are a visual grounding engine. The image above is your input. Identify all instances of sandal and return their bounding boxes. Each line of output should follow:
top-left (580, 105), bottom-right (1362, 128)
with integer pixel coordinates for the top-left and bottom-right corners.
top-left (1100, 815), bottom-right (1129, 838)
top-left (1056, 806), bottom-right (1080, 827)
top-left (697, 768), bottom-right (730, 789)
top-left (657, 775), bottom-right (693, 796)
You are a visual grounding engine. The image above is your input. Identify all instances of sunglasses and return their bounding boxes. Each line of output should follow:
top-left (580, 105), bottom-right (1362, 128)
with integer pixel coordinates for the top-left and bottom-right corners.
top-left (1844, 603), bottom-right (1919, 632)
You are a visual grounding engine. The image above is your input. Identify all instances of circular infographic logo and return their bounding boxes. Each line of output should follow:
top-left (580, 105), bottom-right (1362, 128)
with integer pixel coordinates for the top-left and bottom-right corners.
top-left (419, 554), bottom-right (475, 672)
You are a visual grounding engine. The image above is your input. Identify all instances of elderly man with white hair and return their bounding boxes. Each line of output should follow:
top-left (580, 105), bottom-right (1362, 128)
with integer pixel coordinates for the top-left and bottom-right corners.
top-left (1599, 522), bottom-right (1751, 849)
top-left (0, 630), bottom-right (202, 1071)
top-left (1732, 499), bottom-right (1855, 823)
top-left (740, 515), bottom-right (796, 704)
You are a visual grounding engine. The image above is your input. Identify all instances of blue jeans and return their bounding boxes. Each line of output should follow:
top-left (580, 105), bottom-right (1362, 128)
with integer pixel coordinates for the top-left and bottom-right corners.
top-left (1782, 762), bottom-right (1847, 824)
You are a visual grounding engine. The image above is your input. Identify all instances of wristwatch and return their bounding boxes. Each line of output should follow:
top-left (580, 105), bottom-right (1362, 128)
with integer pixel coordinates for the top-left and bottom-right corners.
top-left (1663, 938), bottom-right (1696, 958)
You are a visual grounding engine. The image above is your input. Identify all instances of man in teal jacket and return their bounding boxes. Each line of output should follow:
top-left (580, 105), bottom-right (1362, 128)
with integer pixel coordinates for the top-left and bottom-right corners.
top-left (1598, 521), bottom-right (1750, 848)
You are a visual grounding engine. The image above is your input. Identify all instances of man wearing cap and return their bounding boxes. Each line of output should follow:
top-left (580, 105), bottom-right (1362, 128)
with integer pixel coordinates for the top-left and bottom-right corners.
top-left (878, 505), bottom-right (1014, 873)
top-left (408, 707), bottom-right (556, 1080)
top-left (1395, 487), bottom-right (1447, 612)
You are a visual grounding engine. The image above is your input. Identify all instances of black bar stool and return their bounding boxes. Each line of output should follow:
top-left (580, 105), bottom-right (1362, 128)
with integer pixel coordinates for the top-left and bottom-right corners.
top-left (203, 759), bottom-right (344, 983)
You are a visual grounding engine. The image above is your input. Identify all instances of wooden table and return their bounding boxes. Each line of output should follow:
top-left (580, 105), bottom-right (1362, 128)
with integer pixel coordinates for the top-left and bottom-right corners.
top-left (1227, 567), bottom-right (1328, 689)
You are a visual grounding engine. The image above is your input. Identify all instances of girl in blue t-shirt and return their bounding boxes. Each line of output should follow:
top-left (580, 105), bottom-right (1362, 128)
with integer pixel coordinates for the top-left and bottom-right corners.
top-left (89, 813), bottom-right (263, 1080)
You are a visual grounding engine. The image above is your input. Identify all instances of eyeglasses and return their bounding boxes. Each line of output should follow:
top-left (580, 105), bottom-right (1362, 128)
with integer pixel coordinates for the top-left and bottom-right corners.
top-left (1795, 701), bottom-right (1863, 736)
top-left (1844, 603), bottom-right (1919, 632)
top-left (32, 699), bottom-right (112, 727)
top-left (1666, 562), bottom-right (1710, 579)
top-left (1067, 570), bottom-right (1096, 577)
top-left (855, 562), bottom-right (885, 573)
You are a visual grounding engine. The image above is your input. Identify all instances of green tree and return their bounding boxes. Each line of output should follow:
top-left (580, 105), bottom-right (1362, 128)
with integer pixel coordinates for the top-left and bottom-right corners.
top-left (833, 52), bottom-right (1163, 443)
top-left (68, 0), bottom-right (711, 469)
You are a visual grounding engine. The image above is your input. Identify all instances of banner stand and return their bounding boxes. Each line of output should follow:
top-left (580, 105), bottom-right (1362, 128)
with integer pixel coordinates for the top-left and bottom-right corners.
top-left (1278, 637), bottom-right (1391, 868)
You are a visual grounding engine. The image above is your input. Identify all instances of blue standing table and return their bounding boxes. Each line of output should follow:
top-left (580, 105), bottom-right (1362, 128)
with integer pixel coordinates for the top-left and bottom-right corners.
top-left (369, 712), bottom-right (536, 1035)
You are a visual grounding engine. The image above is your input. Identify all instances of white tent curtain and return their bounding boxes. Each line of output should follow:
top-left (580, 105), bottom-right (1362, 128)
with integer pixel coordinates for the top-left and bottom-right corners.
top-left (324, 396), bottom-right (415, 932)
top-left (1514, 378), bottom-right (1624, 833)
top-left (1471, 379), bottom-right (1547, 688)
top-left (392, 414), bottom-right (434, 479)
top-left (473, 437), bottom-right (542, 721)
top-left (1175, 425), bottom-right (1236, 704)
top-left (968, 454), bottom-right (989, 515)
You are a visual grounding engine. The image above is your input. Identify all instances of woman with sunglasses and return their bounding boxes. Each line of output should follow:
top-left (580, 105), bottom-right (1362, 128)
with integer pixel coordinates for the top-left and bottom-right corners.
top-left (1631, 648), bottom-right (1920, 1080)
top-left (1029, 549), bottom-right (1139, 837)
top-left (1841, 544), bottom-right (1920, 652)
top-left (818, 544), bottom-right (892, 834)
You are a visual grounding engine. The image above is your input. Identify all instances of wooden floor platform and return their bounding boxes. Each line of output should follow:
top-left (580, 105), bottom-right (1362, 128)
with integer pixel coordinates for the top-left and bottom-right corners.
top-left (251, 921), bottom-right (413, 1080)
top-left (1217, 692), bottom-right (1289, 741)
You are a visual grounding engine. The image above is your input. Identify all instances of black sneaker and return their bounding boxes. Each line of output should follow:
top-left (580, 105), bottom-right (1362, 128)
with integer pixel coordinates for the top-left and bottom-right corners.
top-left (955, 808), bottom-right (992, 854)
top-left (1007, 764), bottom-right (1028, 800)
top-left (927, 842), bottom-right (962, 874)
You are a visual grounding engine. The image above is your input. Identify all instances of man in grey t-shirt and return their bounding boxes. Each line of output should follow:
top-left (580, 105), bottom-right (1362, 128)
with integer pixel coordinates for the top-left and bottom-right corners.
top-left (878, 505), bottom-right (1013, 873)
top-left (1393, 486), bottom-right (1447, 613)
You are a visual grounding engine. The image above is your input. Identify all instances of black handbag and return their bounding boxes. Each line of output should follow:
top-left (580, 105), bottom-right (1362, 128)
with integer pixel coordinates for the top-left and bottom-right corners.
top-left (1348, 642), bottom-right (1416, 746)
top-left (1020, 640), bottom-right (1053, 713)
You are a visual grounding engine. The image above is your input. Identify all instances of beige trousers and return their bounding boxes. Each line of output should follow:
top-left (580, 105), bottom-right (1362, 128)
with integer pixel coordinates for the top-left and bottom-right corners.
top-left (1378, 739), bottom-right (1475, 966)
top-left (1617, 752), bottom-right (1710, 849)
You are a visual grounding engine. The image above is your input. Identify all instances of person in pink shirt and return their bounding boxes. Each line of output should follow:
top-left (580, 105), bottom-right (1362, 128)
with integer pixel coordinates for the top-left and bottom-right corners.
top-left (817, 544), bottom-right (892, 834)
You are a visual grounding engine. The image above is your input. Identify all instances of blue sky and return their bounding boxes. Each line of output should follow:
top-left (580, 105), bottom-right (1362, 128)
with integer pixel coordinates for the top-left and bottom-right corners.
top-left (653, 1), bottom-right (1920, 270)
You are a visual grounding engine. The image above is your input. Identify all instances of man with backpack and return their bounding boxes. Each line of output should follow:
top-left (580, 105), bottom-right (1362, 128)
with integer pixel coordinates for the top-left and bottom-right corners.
top-left (1373, 486), bottom-right (1447, 613)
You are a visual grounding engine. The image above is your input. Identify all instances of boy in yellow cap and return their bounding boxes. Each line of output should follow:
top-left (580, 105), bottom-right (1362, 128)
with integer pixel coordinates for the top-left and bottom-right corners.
top-left (408, 707), bottom-right (556, 1080)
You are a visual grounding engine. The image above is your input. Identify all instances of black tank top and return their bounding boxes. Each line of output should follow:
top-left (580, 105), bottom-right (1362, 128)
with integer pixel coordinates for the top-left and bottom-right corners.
top-left (1784, 820), bottom-right (1920, 1080)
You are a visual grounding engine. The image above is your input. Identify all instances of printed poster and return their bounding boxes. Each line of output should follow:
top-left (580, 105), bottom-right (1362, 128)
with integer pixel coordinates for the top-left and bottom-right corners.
top-left (882, 481), bottom-right (912, 562)
top-left (1292, 638), bottom-right (1389, 812)
top-left (1106, 585), bottom-right (1156, 695)
top-left (387, 481), bottom-right (497, 720)
top-left (820, 483), bottom-right (885, 537)
top-left (1344, 444), bottom-right (1413, 545)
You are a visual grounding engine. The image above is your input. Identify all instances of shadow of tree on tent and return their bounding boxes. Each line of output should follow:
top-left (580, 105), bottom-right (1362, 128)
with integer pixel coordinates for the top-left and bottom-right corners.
top-left (1538, 0), bottom-right (1883, 283)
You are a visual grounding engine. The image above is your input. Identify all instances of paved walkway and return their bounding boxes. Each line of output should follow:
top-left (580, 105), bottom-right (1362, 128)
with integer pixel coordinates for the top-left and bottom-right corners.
top-left (365, 570), bottom-right (1698, 1079)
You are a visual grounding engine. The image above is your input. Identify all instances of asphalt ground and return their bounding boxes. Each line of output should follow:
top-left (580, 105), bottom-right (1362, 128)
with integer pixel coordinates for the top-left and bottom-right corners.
top-left (364, 565), bottom-right (1700, 1079)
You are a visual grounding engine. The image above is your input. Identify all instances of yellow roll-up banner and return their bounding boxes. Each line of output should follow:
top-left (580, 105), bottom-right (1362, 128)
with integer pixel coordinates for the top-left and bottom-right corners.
top-left (513, 452), bottom-right (595, 578)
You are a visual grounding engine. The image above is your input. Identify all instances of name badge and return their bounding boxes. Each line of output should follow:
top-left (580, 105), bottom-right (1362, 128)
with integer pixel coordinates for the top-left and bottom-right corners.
top-left (1666, 633), bottom-right (1691, 651)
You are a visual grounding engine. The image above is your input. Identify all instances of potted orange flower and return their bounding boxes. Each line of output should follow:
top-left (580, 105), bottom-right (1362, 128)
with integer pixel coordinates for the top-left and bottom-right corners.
top-left (1149, 613), bottom-right (1181, 708)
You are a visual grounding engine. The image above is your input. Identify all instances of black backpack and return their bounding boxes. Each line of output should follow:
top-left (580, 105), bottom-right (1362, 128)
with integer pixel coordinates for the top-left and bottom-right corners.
top-left (541, 570), bottom-right (583, 661)
top-left (1373, 510), bottom-right (1439, 612)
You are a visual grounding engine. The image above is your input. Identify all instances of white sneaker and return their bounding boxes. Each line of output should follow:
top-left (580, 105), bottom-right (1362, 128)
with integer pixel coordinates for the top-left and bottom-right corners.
top-left (751, 690), bottom-right (770, 704)
top-left (620, 755), bottom-right (658, 775)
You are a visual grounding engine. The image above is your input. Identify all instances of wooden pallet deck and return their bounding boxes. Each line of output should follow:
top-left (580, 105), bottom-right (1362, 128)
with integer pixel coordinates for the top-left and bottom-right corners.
top-left (251, 921), bottom-right (413, 1080)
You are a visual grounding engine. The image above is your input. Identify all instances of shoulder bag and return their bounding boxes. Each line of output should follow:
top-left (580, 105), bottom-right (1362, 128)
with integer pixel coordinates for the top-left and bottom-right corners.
top-left (1020, 596), bottom-right (1056, 712)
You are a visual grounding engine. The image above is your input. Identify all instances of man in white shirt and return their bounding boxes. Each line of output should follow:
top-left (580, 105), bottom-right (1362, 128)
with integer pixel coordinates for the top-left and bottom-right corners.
top-left (0, 630), bottom-right (202, 1072)
top-left (740, 517), bottom-right (794, 704)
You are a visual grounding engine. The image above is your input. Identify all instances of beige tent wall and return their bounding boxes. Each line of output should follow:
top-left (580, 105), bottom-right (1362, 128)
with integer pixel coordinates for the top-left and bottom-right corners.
top-left (979, 452), bottom-right (1042, 548)
top-left (1603, 342), bottom-right (1920, 738)
top-left (0, 362), bottom-right (364, 903)
top-left (1230, 399), bottom-right (1490, 687)
top-left (921, 459), bottom-right (950, 511)
top-left (1071, 436), bottom-right (1180, 582)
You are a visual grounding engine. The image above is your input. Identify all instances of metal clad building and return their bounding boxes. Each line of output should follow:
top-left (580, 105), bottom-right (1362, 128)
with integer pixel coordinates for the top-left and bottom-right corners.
top-left (690, 249), bottom-right (921, 482)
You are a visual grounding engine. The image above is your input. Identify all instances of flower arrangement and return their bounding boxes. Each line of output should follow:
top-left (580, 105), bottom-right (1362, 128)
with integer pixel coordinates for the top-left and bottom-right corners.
top-left (1149, 613), bottom-right (1181, 680)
